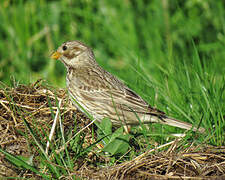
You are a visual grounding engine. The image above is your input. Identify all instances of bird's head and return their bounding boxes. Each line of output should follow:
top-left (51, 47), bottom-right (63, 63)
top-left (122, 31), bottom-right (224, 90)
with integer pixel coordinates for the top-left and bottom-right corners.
top-left (51, 40), bottom-right (95, 68)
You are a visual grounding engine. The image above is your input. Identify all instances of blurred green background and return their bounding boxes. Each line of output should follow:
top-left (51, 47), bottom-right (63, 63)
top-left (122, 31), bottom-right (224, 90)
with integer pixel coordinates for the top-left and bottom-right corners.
top-left (0, 0), bottom-right (224, 144)
top-left (0, 0), bottom-right (224, 86)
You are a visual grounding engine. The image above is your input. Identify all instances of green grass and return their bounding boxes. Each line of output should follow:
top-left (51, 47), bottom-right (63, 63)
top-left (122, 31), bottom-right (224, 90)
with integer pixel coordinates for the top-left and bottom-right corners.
top-left (0, 0), bottom-right (224, 178)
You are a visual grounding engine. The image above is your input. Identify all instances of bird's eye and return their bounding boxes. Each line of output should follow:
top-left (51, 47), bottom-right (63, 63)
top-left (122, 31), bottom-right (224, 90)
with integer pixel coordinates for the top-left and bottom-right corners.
top-left (62, 45), bottom-right (67, 51)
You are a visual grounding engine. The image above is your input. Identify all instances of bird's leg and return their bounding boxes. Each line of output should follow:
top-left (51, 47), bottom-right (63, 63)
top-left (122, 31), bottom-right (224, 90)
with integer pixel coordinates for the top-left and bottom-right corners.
top-left (123, 125), bottom-right (131, 134)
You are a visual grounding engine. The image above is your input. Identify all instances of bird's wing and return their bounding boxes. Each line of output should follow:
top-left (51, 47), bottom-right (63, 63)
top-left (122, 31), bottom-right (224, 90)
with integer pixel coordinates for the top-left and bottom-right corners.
top-left (120, 87), bottom-right (166, 117)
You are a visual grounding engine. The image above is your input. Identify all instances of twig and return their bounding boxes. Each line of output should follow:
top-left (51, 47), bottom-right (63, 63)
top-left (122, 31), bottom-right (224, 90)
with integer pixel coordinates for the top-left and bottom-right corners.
top-left (45, 99), bottom-right (62, 154)
top-left (133, 138), bottom-right (181, 163)
top-left (0, 100), bottom-right (38, 110)
top-left (0, 100), bottom-right (17, 125)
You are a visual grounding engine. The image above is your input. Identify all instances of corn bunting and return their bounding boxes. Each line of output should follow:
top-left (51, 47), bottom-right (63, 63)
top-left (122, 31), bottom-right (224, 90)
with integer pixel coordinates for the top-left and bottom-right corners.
top-left (51, 40), bottom-right (204, 133)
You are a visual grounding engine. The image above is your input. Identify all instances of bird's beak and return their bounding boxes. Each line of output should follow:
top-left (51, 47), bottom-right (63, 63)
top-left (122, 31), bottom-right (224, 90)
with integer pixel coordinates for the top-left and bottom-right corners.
top-left (51, 51), bottom-right (61, 60)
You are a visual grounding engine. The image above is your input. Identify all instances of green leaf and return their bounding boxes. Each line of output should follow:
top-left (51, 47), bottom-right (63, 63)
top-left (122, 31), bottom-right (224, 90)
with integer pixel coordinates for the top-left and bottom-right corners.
top-left (102, 127), bottom-right (130, 155)
top-left (97, 118), bottom-right (112, 144)
top-left (96, 119), bottom-right (130, 155)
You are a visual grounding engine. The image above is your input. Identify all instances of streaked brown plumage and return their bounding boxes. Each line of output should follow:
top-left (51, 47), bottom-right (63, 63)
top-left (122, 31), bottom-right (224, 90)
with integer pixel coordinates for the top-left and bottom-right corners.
top-left (51, 40), bottom-right (204, 133)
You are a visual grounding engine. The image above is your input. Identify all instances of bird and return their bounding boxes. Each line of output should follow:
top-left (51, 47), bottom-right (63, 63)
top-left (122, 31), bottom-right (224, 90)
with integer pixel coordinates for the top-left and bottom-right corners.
top-left (51, 40), bottom-right (205, 133)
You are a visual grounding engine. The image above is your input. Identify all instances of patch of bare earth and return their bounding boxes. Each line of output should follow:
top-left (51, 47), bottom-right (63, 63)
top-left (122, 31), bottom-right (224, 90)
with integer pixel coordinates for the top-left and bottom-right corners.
top-left (0, 80), bottom-right (224, 179)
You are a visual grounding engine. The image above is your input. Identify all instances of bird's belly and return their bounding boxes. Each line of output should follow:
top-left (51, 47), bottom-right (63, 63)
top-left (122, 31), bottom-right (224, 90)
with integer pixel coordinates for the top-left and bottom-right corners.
top-left (68, 89), bottom-right (104, 121)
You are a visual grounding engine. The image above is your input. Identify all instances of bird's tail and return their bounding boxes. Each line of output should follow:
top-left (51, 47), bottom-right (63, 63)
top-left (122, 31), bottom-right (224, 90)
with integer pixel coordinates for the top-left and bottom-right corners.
top-left (160, 117), bottom-right (205, 133)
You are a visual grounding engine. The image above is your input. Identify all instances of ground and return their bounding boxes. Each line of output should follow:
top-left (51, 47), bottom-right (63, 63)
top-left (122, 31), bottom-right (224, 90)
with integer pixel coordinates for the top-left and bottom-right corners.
top-left (0, 80), bottom-right (224, 179)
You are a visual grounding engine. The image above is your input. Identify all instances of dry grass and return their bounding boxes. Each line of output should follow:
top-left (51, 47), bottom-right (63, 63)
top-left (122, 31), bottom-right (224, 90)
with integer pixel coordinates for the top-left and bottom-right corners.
top-left (79, 145), bottom-right (225, 179)
top-left (0, 80), bottom-right (224, 179)
top-left (0, 80), bottom-right (93, 177)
